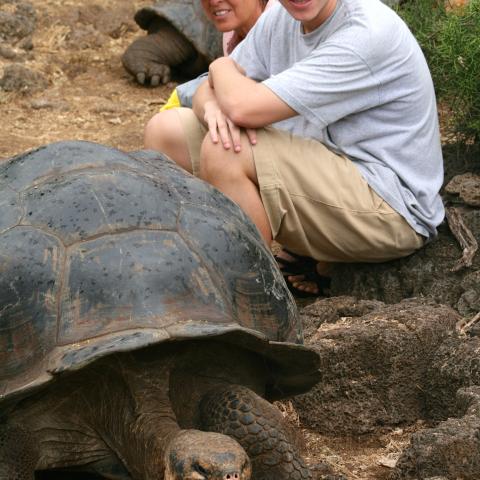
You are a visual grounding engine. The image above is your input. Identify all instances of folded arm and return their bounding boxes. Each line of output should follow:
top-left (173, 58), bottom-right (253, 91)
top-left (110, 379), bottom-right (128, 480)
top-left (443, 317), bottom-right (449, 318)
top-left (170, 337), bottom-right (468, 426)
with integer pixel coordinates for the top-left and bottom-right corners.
top-left (191, 57), bottom-right (296, 151)
top-left (207, 57), bottom-right (297, 129)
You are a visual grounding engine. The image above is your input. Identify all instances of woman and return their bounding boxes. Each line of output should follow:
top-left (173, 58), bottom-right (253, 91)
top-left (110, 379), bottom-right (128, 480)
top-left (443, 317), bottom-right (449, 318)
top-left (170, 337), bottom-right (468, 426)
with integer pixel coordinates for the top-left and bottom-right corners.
top-left (160, 0), bottom-right (274, 111)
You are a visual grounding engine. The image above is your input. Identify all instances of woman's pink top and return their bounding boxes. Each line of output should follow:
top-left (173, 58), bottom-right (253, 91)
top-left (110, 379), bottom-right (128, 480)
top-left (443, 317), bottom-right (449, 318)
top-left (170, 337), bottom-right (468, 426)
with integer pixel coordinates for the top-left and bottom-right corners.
top-left (222, 0), bottom-right (277, 55)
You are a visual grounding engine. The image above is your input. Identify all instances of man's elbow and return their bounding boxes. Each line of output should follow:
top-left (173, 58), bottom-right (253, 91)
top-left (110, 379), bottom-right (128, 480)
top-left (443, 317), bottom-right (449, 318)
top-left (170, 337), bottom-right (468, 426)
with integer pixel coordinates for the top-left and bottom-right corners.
top-left (222, 98), bottom-right (246, 125)
top-left (226, 102), bottom-right (263, 129)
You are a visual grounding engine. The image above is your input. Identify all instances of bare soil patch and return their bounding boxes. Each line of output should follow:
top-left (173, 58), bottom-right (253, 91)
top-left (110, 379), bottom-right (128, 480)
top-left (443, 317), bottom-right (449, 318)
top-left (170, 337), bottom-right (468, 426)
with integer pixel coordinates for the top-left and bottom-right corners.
top-left (0, 0), bottom-right (170, 160)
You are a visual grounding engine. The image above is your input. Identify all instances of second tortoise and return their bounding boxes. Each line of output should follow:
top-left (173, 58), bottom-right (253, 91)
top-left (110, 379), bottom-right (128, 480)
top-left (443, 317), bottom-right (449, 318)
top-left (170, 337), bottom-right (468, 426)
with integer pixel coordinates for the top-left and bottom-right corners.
top-left (122, 0), bottom-right (222, 86)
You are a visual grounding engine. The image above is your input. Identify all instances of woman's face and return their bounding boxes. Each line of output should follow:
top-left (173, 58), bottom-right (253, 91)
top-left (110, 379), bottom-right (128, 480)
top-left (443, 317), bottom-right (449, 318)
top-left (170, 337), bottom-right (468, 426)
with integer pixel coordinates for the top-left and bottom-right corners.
top-left (201, 0), bottom-right (264, 36)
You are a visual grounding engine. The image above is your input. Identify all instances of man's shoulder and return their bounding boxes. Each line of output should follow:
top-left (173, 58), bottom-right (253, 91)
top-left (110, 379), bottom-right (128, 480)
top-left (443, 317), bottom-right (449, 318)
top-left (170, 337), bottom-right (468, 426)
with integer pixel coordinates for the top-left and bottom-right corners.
top-left (327, 0), bottom-right (414, 63)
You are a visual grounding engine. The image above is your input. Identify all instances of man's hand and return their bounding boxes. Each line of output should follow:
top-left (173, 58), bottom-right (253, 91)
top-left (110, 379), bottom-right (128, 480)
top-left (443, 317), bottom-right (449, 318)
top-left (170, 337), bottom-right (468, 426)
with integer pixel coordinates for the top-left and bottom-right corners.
top-left (206, 58), bottom-right (255, 151)
top-left (203, 99), bottom-right (257, 152)
top-left (207, 56), bottom-right (297, 129)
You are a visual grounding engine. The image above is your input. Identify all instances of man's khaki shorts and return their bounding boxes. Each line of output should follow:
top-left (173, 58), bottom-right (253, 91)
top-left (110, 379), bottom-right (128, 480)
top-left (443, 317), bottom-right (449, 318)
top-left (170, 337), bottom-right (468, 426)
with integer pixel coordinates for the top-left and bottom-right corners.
top-left (176, 107), bottom-right (424, 263)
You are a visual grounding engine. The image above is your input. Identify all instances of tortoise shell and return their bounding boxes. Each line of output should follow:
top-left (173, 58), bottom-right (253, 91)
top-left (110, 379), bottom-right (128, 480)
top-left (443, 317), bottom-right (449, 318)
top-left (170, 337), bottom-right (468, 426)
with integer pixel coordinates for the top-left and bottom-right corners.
top-left (134, 0), bottom-right (222, 63)
top-left (0, 141), bottom-right (318, 407)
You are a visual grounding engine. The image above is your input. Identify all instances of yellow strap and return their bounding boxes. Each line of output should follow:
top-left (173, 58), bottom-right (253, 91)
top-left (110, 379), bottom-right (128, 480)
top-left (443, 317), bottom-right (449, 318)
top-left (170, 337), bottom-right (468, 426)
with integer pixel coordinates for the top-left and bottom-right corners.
top-left (160, 89), bottom-right (181, 111)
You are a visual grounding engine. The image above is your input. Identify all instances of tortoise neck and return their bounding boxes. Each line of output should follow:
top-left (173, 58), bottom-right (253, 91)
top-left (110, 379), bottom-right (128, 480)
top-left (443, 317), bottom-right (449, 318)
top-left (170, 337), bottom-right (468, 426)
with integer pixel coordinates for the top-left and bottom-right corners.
top-left (114, 353), bottom-right (181, 478)
top-left (124, 414), bottom-right (181, 479)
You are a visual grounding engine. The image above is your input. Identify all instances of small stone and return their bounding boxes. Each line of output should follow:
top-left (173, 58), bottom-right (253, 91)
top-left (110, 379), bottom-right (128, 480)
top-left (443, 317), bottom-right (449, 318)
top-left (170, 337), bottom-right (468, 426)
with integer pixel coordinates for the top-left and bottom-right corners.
top-left (445, 172), bottom-right (480, 207)
top-left (0, 64), bottom-right (48, 94)
top-left (0, 2), bottom-right (36, 44)
top-left (378, 455), bottom-right (398, 468)
top-left (17, 35), bottom-right (33, 50)
top-left (0, 44), bottom-right (16, 59)
top-left (29, 98), bottom-right (69, 111)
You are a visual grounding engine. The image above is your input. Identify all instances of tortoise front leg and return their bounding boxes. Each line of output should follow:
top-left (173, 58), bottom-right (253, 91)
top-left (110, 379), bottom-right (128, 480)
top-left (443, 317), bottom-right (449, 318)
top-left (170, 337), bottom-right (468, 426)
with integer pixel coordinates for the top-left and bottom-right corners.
top-left (198, 385), bottom-right (312, 480)
top-left (122, 18), bottom-right (204, 87)
top-left (0, 424), bottom-right (38, 480)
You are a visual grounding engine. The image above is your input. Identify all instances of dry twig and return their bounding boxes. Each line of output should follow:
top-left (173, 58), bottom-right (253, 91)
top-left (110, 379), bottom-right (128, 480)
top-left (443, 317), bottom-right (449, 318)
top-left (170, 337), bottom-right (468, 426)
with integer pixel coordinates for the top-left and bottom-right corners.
top-left (445, 206), bottom-right (478, 271)
top-left (457, 311), bottom-right (480, 335)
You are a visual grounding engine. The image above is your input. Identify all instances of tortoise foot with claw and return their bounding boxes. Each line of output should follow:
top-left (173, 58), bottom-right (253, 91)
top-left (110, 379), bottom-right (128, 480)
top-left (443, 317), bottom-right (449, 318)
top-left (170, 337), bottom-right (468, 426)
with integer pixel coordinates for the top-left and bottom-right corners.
top-left (200, 385), bottom-right (312, 479)
top-left (122, 1), bottom-right (222, 86)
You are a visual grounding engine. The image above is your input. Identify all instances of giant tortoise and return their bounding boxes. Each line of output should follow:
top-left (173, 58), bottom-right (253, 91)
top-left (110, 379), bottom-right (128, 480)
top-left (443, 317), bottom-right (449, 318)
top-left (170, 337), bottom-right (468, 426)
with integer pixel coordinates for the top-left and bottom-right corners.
top-left (0, 141), bottom-right (319, 479)
top-left (122, 0), bottom-right (222, 86)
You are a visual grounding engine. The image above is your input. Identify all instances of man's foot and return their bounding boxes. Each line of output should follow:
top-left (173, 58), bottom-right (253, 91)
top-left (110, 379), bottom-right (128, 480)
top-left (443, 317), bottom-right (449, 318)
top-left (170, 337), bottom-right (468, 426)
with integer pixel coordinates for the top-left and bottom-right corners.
top-left (274, 249), bottom-right (331, 298)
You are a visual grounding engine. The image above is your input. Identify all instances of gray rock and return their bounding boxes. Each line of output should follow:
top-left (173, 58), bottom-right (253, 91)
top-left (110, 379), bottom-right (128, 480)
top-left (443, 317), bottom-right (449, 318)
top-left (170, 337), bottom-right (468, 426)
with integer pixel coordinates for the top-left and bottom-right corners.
top-left (457, 270), bottom-right (480, 316)
top-left (392, 387), bottom-right (480, 480)
top-left (297, 297), bottom-right (480, 478)
top-left (0, 44), bottom-right (16, 59)
top-left (425, 336), bottom-right (480, 420)
top-left (445, 173), bottom-right (480, 207)
top-left (0, 63), bottom-right (48, 93)
top-left (29, 97), bottom-right (70, 111)
top-left (0, 1), bottom-right (36, 44)
top-left (294, 298), bottom-right (459, 434)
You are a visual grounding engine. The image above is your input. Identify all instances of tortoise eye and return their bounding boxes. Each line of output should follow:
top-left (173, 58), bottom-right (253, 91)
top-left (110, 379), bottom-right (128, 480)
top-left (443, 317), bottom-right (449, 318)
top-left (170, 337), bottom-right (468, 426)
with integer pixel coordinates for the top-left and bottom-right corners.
top-left (194, 462), bottom-right (209, 476)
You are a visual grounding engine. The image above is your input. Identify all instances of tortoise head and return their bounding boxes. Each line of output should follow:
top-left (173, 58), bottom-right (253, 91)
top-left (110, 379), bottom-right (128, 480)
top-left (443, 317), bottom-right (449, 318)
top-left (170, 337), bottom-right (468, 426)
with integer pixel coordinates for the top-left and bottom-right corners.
top-left (164, 430), bottom-right (251, 480)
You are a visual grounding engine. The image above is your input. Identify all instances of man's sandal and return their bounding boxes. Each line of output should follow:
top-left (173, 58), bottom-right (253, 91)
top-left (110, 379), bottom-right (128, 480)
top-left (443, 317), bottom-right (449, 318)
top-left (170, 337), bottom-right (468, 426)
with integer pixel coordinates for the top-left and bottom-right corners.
top-left (274, 249), bottom-right (331, 298)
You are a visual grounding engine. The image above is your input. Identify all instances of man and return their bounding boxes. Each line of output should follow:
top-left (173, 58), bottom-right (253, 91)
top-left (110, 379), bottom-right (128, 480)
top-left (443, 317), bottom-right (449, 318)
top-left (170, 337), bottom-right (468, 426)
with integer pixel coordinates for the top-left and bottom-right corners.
top-left (145, 0), bottom-right (444, 296)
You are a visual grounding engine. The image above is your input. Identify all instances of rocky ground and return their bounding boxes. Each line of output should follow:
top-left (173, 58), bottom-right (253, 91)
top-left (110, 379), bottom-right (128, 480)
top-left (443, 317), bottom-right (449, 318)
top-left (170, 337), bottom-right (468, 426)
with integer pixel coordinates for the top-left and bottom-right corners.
top-left (2, 1), bottom-right (479, 479)
top-left (0, 0), bottom-right (165, 160)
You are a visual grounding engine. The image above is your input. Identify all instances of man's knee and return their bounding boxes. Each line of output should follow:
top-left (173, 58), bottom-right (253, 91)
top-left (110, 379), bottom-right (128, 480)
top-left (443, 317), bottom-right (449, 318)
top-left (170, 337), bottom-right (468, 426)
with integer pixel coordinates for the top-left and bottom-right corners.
top-left (199, 134), bottom-right (253, 185)
top-left (200, 135), bottom-right (239, 182)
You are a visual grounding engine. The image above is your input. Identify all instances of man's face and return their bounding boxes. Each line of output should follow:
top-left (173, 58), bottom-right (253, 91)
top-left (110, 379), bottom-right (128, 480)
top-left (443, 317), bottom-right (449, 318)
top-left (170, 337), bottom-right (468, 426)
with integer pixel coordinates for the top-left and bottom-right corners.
top-left (279, 0), bottom-right (337, 33)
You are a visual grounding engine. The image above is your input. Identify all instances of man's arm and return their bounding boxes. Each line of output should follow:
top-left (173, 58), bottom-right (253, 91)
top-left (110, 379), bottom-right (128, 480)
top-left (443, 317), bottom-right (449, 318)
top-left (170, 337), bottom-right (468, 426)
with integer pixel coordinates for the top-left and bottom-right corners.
top-left (192, 76), bottom-right (257, 151)
top-left (192, 78), bottom-right (217, 123)
top-left (208, 57), bottom-right (297, 129)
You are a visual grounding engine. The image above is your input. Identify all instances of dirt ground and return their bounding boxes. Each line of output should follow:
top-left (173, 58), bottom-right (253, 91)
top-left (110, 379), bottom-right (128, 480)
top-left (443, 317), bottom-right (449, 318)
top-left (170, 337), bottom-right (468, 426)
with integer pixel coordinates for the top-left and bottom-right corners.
top-left (0, 0), bottom-right (167, 160)
top-left (0, 1), bottom-right (419, 478)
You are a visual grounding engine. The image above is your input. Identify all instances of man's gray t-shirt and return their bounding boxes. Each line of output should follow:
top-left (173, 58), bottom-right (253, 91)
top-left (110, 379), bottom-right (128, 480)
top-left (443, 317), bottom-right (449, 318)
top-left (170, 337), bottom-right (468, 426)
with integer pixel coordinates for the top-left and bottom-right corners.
top-left (231, 0), bottom-right (444, 240)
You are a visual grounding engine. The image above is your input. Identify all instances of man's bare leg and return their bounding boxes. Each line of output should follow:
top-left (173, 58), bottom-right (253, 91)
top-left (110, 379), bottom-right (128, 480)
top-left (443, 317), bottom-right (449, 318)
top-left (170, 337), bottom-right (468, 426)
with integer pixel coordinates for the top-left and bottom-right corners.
top-left (200, 133), bottom-right (331, 294)
top-left (146, 117), bottom-right (324, 294)
top-left (144, 109), bottom-right (193, 173)
top-left (199, 133), bottom-right (272, 246)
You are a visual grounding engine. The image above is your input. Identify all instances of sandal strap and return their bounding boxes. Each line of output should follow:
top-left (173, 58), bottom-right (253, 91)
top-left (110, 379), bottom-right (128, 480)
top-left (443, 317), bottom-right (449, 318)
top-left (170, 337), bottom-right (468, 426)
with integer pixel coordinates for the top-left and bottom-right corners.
top-left (274, 248), bottom-right (331, 298)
